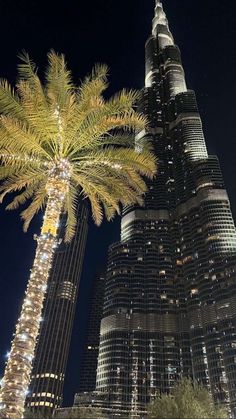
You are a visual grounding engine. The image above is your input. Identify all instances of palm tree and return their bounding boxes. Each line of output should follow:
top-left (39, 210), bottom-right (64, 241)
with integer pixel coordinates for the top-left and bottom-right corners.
top-left (0, 51), bottom-right (156, 418)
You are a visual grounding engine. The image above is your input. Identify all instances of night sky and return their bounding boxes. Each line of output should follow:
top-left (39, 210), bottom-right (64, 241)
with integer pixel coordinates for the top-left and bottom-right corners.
top-left (0, 0), bottom-right (236, 408)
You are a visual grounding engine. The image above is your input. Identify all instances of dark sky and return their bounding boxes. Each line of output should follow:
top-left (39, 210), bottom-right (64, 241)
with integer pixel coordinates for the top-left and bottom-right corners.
top-left (0, 0), bottom-right (236, 408)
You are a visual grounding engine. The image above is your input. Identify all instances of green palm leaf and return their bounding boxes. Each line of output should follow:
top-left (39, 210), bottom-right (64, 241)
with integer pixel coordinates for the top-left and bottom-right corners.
top-left (0, 51), bottom-right (157, 241)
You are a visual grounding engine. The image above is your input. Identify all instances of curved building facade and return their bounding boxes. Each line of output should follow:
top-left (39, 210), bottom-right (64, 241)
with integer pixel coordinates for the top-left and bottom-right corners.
top-left (96, 1), bottom-right (236, 416)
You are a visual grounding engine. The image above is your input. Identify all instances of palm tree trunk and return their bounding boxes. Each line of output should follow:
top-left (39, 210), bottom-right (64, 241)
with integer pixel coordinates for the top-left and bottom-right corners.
top-left (0, 183), bottom-right (66, 419)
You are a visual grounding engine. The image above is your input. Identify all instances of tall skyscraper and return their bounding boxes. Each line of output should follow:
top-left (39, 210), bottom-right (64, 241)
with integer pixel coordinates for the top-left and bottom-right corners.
top-left (95, 1), bottom-right (236, 416)
top-left (25, 204), bottom-right (88, 416)
top-left (78, 272), bottom-right (105, 393)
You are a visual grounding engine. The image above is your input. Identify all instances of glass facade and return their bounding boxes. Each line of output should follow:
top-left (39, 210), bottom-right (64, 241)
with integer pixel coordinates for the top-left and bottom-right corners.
top-left (78, 272), bottom-right (105, 393)
top-left (95, 1), bottom-right (236, 416)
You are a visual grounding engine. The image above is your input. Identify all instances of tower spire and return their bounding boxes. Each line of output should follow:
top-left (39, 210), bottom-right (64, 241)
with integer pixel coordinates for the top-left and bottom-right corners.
top-left (152, 0), bottom-right (174, 48)
top-left (153, 0), bottom-right (169, 29)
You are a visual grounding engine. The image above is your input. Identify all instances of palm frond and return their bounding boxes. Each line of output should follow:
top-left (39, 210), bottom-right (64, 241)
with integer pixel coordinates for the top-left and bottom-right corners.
top-left (107, 89), bottom-right (140, 112)
top-left (6, 187), bottom-right (35, 210)
top-left (62, 64), bottom-right (109, 152)
top-left (78, 63), bottom-right (108, 107)
top-left (74, 147), bottom-right (157, 178)
top-left (46, 50), bottom-right (74, 111)
top-left (17, 51), bottom-right (38, 82)
top-left (0, 52), bottom-right (157, 239)
top-left (0, 154), bottom-right (42, 173)
top-left (72, 166), bottom-right (146, 224)
top-left (0, 169), bottom-right (45, 203)
top-left (84, 190), bottom-right (103, 226)
top-left (64, 184), bottom-right (79, 242)
top-left (17, 52), bottom-right (59, 139)
top-left (73, 172), bottom-right (118, 225)
top-left (0, 164), bottom-right (28, 181)
top-left (65, 110), bottom-right (146, 158)
top-left (0, 116), bottom-right (51, 158)
top-left (16, 79), bottom-right (58, 145)
top-left (0, 79), bottom-right (24, 118)
top-left (21, 186), bottom-right (47, 232)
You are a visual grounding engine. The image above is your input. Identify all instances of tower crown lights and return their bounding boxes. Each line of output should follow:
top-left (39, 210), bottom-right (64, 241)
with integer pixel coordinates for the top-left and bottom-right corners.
top-left (154, 0), bottom-right (168, 26)
top-left (152, 0), bottom-right (174, 46)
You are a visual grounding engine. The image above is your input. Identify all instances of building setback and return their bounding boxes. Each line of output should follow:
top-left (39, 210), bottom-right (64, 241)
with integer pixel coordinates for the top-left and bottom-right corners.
top-left (78, 272), bottom-right (105, 393)
top-left (25, 204), bottom-right (88, 415)
top-left (95, 1), bottom-right (236, 417)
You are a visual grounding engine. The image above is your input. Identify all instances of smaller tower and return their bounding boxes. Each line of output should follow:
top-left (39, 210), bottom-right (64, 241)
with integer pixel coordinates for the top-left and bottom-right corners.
top-left (78, 272), bottom-right (105, 393)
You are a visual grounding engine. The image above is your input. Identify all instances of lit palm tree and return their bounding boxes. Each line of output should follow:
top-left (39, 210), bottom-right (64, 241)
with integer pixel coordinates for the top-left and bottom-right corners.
top-left (0, 51), bottom-right (156, 418)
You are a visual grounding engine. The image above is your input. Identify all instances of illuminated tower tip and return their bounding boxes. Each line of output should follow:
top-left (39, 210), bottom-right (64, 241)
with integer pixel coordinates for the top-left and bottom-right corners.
top-left (153, 0), bottom-right (169, 30)
top-left (152, 0), bottom-right (174, 48)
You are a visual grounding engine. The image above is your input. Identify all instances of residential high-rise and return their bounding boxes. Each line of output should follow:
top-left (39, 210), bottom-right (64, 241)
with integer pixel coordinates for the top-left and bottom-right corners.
top-left (25, 204), bottom-right (88, 416)
top-left (78, 272), bottom-right (105, 393)
top-left (95, 1), bottom-right (236, 417)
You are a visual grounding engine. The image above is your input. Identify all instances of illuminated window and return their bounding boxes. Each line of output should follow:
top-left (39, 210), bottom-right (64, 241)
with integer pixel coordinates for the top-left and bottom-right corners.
top-left (37, 372), bottom-right (59, 379)
top-left (191, 289), bottom-right (198, 295)
top-left (38, 392), bottom-right (55, 398)
top-left (57, 281), bottom-right (76, 302)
